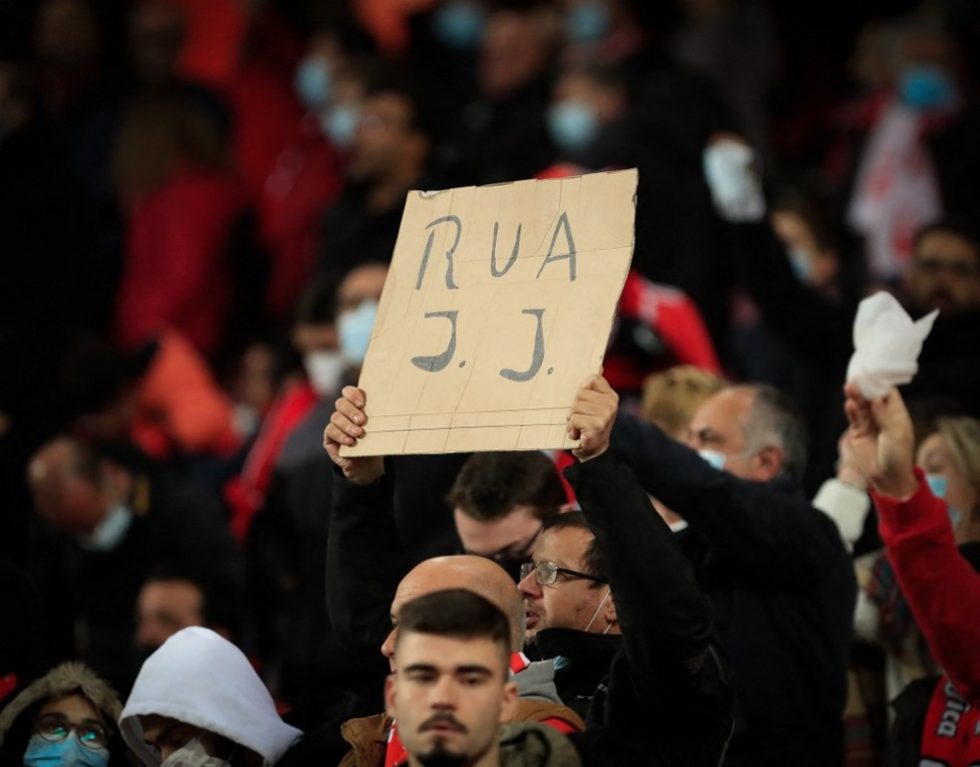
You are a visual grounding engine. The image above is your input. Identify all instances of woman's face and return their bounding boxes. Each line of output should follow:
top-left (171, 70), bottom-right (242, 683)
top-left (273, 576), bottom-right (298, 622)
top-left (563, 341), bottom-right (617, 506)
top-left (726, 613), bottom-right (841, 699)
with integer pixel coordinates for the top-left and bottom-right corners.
top-left (916, 432), bottom-right (978, 538)
top-left (28, 693), bottom-right (110, 764)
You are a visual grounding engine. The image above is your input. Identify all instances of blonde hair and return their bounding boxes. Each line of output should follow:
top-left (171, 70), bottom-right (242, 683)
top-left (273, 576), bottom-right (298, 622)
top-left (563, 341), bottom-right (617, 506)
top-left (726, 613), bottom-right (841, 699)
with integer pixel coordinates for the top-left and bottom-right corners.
top-left (936, 416), bottom-right (980, 490)
top-left (641, 365), bottom-right (726, 438)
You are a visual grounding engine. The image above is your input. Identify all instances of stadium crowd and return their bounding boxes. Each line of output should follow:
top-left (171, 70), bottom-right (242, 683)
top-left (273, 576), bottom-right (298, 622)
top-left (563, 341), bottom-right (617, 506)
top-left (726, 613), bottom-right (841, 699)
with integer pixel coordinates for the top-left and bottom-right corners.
top-left (1, 0), bottom-right (979, 765)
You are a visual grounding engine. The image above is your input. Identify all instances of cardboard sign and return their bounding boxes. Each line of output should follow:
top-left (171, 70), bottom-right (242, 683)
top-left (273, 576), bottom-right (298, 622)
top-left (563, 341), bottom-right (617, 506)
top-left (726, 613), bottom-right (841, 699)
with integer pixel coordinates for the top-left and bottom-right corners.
top-left (342, 168), bottom-right (637, 456)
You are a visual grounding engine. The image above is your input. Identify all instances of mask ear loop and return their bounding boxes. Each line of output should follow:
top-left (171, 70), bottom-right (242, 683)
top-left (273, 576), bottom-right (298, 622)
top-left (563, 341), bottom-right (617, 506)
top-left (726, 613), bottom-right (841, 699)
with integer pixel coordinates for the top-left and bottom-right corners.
top-left (583, 587), bottom-right (612, 633)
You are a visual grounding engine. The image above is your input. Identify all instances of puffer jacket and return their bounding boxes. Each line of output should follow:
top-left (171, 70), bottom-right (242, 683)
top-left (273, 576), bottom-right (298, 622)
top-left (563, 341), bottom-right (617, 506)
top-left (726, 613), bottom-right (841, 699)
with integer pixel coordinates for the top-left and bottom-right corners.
top-left (0, 662), bottom-right (127, 766)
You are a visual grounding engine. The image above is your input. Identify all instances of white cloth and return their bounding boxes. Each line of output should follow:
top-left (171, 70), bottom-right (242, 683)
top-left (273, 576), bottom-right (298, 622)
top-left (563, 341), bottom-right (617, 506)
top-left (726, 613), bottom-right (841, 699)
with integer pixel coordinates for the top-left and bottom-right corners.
top-left (812, 478), bottom-right (871, 552)
top-left (845, 291), bottom-right (938, 398)
top-left (847, 101), bottom-right (942, 281)
top-left (702, 140), bottom-right (766, 223)
top-left (120, 628), bottom-right (302, 767)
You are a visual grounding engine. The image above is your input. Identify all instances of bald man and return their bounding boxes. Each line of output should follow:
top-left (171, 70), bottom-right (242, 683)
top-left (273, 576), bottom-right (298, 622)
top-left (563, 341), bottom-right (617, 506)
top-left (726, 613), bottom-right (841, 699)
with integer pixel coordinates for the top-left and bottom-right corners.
top-left (323, 424), bottom-right (583, 767)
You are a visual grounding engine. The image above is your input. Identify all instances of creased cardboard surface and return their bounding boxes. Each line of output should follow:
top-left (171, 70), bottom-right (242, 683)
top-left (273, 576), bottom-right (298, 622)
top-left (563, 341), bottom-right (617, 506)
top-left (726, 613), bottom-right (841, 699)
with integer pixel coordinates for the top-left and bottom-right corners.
top-left (341, 168), bottom-right (637, 456)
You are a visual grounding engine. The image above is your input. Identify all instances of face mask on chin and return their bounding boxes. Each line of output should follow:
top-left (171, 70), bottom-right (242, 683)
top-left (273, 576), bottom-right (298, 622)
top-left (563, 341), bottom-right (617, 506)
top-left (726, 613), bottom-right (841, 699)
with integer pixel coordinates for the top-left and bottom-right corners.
top-left (78, 503), bottom-right (133, 552)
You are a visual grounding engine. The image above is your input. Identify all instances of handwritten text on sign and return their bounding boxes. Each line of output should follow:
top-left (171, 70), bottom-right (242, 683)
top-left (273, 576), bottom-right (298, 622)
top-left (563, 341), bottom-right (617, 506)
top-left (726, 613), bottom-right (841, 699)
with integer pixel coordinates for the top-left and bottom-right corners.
top-left (342, 168), bottom-right (637, 456)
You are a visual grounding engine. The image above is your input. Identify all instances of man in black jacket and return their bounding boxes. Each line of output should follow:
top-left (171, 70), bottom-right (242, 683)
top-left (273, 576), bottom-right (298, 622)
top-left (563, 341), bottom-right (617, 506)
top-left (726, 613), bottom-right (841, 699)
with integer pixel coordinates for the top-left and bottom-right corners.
top-left (325, 376), bottom-right (733, 766)
top-left (612, 383), bottom-right (857, 766)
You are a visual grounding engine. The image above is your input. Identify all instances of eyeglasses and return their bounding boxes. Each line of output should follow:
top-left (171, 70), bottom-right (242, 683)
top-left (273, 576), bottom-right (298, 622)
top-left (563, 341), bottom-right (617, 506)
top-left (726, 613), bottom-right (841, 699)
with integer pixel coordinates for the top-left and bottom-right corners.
top-left (520, 560), bottom-right (607, 586)
top-left (914, 256), bottom-right (980, 279)
top-left (33, 714), bottom-right (109, 750)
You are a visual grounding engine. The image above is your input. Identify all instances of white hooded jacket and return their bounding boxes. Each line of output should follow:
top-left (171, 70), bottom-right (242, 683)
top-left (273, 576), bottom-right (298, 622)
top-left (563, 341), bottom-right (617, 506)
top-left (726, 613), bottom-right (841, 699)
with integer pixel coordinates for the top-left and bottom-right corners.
top-left (119, 627), bottom-right (302, 766)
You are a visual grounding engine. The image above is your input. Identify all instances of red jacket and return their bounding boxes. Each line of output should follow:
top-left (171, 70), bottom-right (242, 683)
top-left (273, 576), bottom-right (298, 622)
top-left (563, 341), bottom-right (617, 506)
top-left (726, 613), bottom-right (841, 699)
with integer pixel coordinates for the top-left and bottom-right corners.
top-left (116, 169), bottom-right (243, 357)
top-left (872, 469), bottom-right (980, 703)
top-left (604, 271), bottom-right (721, 395)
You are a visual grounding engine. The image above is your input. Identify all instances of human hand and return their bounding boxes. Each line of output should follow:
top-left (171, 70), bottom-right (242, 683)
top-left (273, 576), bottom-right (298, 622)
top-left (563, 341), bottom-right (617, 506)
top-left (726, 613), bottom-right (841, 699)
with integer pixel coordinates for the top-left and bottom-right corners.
top-left (843, 383), bottom-right (918, 500)
top-left (835, 430), bottom-right (868, 490)
top-left (568, 376), bottom-right (619, 462)
top-left (323, 386), bottom-right (384, 484)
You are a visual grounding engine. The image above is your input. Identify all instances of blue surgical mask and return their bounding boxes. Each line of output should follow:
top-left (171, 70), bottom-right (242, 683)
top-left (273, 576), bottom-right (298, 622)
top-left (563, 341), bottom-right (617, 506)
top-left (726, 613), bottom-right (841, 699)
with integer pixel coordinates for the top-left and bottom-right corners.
top-left (434, 1), bottom-right (486, 49)
top-left (295, 55), bottom-right (333, 110)
top-left (547, 101), bottom-right (599, 152)
top-left (322, 104), bottom-right (360, 148)
top-left (79, 503), bottom-right (133, 552)
top-left (564, 1), bottom-right (610, 43)
top-left (338, 299), bottom-right (378, 367)
top-left (898, 65), bottom-right (956, 112)
top-left (788, 247), bottom-right (812, 283)
top-left (24, 733), bottom-right (109, 767)
top-left (698, 449), bottom-right (727, 471)
top-left (926, 473), bottom-right (948, 499)
top-left (925, 473), bottom-right (964, 526)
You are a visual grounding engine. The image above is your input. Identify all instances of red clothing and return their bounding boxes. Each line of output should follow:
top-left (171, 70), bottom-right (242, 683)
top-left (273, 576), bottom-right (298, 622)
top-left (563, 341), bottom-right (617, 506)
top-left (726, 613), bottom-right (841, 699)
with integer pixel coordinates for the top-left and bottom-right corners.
top-left (132, 329), bottom-right (240, 459)
top-left (115, 169), bottom-right (243, 357)
top-left (872, 468), bottom-right (980, 703)
top-left (223, 380), bottom-right (319, 542)
top-left (604, 271), bottom-right (722, 395)
top-left (255, 115), bottom-right (344, 319)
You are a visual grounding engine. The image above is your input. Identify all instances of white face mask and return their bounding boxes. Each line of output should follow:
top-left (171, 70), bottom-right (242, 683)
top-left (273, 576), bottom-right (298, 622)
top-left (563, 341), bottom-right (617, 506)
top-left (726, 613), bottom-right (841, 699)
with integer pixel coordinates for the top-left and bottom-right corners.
top-left (583, 587), bottom-right (613, 634)
top-left (78, 503), bottom-right (133, 552)
top-left (160, 739), bottom-right (232, 767)
top-left (697, 449), bottom-right (727, 472)
top-left (303, 349), bottom-right (346, 398)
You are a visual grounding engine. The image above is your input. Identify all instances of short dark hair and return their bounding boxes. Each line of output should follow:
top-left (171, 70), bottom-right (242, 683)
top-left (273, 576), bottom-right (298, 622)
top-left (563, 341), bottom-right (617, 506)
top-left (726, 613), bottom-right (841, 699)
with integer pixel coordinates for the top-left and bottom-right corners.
top-left (447, 452), bottom-right (565, 522)
top-left (913, 217), bottom-right (980, 256)
top-left (736, 384), bottom-right (809, 484)
top-left (293, 274), bottom-right (340, 326)
top-left (541, 512), bottom-right (607, 589)
top-left (142, 568), bottom-right (243, 641)
top-left (396, 589), bottom-right (511, 667)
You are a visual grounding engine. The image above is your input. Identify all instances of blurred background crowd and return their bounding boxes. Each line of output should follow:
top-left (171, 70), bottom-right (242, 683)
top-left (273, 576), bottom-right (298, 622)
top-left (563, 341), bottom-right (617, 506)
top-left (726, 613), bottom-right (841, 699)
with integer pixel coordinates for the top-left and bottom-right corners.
top-left (1, 0), bottom-right (979, 764)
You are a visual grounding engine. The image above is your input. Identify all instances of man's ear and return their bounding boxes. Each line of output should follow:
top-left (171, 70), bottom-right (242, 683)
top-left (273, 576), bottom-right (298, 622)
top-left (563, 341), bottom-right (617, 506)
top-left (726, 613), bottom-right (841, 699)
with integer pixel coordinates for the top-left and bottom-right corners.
top-left (752, 445), bottom-right (785, 482)
top-left (603, 592), bottom-right (618, 628)
top-left (499, 680), bottom-right (518, 724)
top-left (384, 674), bottom-right (397, 719)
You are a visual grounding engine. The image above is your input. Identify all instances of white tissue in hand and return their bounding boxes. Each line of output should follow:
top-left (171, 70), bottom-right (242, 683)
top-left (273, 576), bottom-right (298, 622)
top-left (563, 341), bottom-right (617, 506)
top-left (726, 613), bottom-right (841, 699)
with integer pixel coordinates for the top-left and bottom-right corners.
top-left (702, 140), bottom-right (766, 223)
top-left (846, 292), bottom-right (938, 398)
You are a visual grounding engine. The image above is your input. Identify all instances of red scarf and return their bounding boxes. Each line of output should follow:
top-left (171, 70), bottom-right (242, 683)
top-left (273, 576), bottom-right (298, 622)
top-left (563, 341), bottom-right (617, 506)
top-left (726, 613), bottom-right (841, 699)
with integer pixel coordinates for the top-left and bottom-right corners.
top-left (383, 654), bottom-right (533, 767)
top-left (920, 677), bottom-right (980, 765)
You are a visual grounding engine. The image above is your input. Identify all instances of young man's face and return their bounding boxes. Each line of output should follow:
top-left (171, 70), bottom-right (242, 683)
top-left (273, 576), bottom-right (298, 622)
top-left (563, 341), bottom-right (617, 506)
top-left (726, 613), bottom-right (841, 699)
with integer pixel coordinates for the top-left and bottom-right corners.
top-left (385, 632), bottom-right (517, 766)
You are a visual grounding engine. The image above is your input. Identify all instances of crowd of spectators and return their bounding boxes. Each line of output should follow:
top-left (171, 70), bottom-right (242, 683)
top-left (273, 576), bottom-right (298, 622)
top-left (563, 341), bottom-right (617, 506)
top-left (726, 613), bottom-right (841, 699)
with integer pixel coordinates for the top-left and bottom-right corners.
top-left (1, 0), bottom-right (979, 765)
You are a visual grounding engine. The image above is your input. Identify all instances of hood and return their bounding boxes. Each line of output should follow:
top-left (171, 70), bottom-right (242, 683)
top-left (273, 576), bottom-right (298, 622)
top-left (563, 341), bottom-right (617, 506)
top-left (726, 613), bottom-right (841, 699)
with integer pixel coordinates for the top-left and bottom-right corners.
top-left (514, 660), bottom-right (563, 705)
top-left (119, 628), bottom-right (301, 766)
top-left (0, 662), bottom-right (122, 746)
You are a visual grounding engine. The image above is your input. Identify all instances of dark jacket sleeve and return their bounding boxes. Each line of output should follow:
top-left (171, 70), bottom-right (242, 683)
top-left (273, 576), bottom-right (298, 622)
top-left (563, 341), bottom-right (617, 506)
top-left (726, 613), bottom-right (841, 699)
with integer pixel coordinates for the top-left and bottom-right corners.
top-left (565, 450), bottom-right (733, 764)
top-left (325, 468), bottom-right (408, 650)
top-left (611, 412), bottom-right (845, 588)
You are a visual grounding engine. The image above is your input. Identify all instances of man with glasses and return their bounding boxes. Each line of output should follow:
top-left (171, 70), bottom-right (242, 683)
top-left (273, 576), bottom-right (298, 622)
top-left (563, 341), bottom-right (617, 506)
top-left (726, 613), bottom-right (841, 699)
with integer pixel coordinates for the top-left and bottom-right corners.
top-left (326, 376), bottom-right (733, 765)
